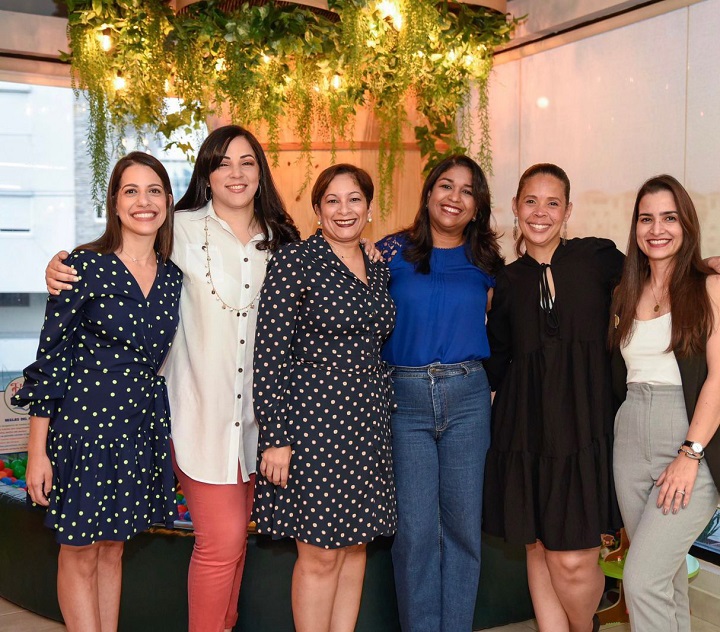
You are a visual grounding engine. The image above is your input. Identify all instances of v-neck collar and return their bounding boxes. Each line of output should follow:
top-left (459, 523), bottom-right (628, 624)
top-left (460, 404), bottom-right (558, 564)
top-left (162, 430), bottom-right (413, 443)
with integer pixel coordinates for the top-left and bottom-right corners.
top-left (113, 251), bottom-right (161, 300)
top-left (311, 230), bottom-right (373, 288)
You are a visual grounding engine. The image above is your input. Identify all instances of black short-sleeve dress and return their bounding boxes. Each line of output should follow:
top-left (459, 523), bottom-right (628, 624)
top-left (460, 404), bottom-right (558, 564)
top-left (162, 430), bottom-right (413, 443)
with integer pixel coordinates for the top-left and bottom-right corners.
top-left (483, 238), bottom-right (624, 551)
top-left (252, 233), bottom-right (397, 549)
top-left (14, 250), bottom-right (182, 545)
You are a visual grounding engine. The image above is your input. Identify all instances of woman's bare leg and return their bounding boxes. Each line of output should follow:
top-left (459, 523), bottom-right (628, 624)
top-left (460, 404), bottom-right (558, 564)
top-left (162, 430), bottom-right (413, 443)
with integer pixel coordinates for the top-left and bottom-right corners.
top-left (545, 545), bottom-right (603, 632)
top-left (329, 543), bottom-right (367, 632)
top-left (527, 541), bottom-right (570, 632)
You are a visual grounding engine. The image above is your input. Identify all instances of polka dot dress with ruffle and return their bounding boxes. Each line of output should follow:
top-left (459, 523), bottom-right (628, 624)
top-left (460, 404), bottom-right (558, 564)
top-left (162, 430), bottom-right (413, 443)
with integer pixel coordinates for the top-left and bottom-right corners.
top-left (14, 250), bottom-right (182, 546)
top-left (252, 233), bottom-right (397, 549)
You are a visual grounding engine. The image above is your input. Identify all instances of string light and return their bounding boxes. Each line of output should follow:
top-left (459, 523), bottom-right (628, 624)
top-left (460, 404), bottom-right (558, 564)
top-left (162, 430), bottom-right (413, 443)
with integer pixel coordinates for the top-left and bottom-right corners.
top-left (377, 0), bottom-right (403, 31)
top-left (97, 26), bottom-right (112, 51)
top-left (215, 57), bottom-right (226, 72)
top-left (113, 73), bottom-right (126, 90)
top-left (331, 74), bottom-right (342, 90)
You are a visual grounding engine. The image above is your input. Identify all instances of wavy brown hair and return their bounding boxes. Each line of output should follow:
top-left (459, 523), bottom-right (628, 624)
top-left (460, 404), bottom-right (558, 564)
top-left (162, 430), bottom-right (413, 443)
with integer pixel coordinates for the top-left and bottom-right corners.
top-left (401, 154), bottom-right (503, 275)
top-left (78, 152), bottom-right (174, 261)
top-left (609, 174), bottom-right (714, 357)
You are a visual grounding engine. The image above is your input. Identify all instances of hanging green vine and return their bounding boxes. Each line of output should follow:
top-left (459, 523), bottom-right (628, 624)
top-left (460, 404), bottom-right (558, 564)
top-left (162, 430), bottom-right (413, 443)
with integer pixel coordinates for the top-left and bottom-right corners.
top-left (65, 0), bottom-right (519, 216)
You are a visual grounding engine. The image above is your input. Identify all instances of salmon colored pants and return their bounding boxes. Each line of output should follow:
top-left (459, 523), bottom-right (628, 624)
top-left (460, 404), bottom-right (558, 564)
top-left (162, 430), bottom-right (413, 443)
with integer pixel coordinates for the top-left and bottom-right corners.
top-left (172, 446), bottom-right (255, 632)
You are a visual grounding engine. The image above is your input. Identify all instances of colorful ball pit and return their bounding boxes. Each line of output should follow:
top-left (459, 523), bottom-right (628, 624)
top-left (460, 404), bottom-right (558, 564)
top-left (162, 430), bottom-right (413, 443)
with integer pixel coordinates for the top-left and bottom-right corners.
top-left (0, 457), bottom-right (28, 489)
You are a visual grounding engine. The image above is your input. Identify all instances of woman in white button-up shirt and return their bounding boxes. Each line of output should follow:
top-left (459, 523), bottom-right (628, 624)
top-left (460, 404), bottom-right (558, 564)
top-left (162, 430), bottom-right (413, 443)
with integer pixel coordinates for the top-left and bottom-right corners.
top-left (46, 125), bottom-right (301, 632)
top-left (167, 125), bottom-right (301, 632)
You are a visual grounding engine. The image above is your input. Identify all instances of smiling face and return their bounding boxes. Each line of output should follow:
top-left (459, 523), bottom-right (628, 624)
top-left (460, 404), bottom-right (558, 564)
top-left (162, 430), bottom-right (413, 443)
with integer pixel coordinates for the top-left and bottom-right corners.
top-left (115, 164), bottom-right (169, 240)
top-left (426, 165), bottom-right (476, 246)
top-left (314, 173), bottom-right (371, 247)
top-left (513, 173), bottom-right (572, 259)
top-left (636, 189), bottom-right (684, 264)
top-left (208, 135), bottom-right (260, 216)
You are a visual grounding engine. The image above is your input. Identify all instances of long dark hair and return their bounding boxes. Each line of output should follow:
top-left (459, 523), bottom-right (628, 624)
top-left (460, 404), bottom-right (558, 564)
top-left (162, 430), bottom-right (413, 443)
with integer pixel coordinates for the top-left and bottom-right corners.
top-left (402, 155), bottom-right (503, 274)
top-left (609, 174), bottom-right (714, 357)
top-left (78, 152), bottom-right (174, 261)
top-left (513, 163), bottom-right (571, 258)
top-left (175, 125), bottom-right (299, 250)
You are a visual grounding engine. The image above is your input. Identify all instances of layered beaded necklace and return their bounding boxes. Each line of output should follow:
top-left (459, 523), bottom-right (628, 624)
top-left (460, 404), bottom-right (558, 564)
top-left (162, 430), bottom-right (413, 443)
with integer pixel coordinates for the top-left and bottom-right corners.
top-left (203, 216), bottom-right (269, 317)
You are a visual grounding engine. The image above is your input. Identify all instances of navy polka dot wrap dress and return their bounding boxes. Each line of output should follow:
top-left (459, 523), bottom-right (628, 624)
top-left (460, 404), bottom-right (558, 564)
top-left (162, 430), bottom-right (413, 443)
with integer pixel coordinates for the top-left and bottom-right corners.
top-left (14, 250), bottom-right (182, 545)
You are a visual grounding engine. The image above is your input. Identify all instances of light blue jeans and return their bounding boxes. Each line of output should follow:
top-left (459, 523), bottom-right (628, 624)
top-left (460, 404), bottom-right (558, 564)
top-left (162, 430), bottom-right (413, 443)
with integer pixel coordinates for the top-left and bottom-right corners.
top-left (389, 360), bottom-right (491, 632)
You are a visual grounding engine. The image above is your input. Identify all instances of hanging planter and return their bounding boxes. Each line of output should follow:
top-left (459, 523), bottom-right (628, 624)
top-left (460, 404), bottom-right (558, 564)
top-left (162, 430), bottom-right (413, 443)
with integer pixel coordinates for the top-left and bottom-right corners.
top-left (64, 0), bottom-right (519, 215)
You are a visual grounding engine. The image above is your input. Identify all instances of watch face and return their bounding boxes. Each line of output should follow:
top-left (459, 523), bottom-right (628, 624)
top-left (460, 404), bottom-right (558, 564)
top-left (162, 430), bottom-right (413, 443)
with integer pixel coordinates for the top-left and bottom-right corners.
top-left (691, 442), bottom-right (704, 453)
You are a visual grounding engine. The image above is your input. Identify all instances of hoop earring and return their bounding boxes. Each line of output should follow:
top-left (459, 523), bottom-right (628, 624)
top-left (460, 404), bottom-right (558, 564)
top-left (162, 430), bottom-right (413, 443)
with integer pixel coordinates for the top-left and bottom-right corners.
top-left (512, 217), bottom-right (519, 241)
top-left (205, 185), bottom-right (212, 202)
top-left (561, 220), bottom-right (568, 246)
top-left (255, 182), bottom-right (262, 199)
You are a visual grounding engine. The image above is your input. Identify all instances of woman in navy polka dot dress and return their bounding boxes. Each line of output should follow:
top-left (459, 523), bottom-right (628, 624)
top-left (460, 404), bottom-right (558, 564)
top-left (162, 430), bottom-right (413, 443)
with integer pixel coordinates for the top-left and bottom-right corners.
top-left (13, 152), bottom-right (182, 632)
top-left (252, 164), bottom-right (396, 632)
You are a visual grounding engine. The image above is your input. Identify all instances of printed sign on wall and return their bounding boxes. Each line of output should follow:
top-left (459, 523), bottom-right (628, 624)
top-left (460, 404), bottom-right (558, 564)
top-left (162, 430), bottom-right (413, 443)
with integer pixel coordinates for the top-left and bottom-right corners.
top-left (1, 377), bottom-right (29, 453)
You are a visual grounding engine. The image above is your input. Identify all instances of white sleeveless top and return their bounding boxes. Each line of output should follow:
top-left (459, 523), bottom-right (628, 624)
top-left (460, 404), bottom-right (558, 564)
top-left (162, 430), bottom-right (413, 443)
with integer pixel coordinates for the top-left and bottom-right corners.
top-left (620, 312), bottom-right (682, 385)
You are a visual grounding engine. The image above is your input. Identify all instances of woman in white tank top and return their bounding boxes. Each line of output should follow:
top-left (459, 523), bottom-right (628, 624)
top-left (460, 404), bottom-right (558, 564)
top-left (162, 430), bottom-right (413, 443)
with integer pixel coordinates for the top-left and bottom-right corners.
top-left (609, 174), bottom-right (720, 632)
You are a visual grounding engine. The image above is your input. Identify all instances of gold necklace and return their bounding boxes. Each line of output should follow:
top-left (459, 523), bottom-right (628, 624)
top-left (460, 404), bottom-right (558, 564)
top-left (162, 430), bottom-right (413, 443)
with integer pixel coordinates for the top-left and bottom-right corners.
top-left (118, 249), bottom-right (154, 265)
top-left (203, 217), bottom-right (268, 317)
top-left (650, 284), bottom-right (667, 313)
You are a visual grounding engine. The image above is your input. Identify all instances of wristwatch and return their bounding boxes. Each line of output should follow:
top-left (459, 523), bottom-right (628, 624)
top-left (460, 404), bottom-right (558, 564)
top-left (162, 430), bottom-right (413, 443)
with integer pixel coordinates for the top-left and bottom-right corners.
top-left (683, 440), bottom-right (705, 454)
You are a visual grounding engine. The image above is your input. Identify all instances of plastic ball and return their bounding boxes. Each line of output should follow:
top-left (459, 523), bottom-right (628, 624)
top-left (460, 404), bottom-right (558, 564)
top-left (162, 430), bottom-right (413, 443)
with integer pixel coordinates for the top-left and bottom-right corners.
top-left (1, 477), bottom-right (12, 484)
top-left (182, 511), bottom-right (191, 521)
top-left (0, 459), bottom-right (5, 470)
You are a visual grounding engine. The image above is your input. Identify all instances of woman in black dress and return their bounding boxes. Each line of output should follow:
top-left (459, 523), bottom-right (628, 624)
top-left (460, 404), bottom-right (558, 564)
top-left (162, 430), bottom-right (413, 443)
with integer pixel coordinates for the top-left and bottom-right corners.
top-left (14, 152), bottom-right (181, 632)
top-left (252, 164), bottom-right (396, 632)
top-left (484, 164), bottom-right (623, 632)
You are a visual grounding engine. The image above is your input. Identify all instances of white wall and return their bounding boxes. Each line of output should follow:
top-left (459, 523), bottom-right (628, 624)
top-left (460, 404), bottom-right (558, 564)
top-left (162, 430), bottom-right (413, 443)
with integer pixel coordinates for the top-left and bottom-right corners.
top-left (487, 0), bottom-right (720, 260)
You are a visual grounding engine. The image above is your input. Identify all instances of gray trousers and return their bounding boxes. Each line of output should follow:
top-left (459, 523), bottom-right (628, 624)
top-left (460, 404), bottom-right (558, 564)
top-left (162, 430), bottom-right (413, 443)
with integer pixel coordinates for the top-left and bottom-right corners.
top-left (614, 384), bottom-right (719, 632)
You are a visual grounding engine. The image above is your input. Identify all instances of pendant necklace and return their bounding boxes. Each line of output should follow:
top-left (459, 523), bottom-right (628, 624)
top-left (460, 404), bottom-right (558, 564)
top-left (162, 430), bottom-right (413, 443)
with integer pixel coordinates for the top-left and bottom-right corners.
top-left (203, 217), bottom-right (268, 317)
top-left (118, 250), bottom-right (154, 264)
top-left (650, 284), bottom-right (667, 313)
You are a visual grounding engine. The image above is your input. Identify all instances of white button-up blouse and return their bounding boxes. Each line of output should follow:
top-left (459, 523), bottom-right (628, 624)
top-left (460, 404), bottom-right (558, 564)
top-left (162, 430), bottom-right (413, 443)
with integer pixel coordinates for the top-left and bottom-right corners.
top-left (163, 202), bottom-right (267, 484)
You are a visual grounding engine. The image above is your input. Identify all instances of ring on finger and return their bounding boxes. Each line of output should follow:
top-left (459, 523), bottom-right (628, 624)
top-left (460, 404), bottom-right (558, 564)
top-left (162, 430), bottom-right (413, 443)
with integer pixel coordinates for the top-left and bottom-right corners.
top-left (676, 490), bottom-right (686, 496)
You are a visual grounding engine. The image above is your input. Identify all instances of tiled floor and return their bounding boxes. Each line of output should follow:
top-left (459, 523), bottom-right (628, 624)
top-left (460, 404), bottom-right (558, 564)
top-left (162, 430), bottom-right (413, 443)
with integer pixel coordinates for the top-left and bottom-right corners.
top-left (1, 597), bottom-right (718, 632)
top-left (0, 597), bottom-right (65, 632)
top-left (487, 619), bottom-right (720, 632)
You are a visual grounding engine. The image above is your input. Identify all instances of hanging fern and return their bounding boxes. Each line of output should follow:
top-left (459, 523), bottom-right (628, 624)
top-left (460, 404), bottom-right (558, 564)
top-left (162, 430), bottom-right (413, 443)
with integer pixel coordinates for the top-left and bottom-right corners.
top-left (65, 0), bottom-right (519, 217)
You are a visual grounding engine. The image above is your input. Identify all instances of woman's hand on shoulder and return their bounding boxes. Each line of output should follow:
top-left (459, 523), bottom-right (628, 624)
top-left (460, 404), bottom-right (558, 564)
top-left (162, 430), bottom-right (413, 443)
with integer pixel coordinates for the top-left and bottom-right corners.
top-left (46, 250), bottom-right (78, 295)
top-left (705, 256), bottom-right (720, 275)
top-left (25, 452), bottom-right (53, 507)
top-left (360, 238), bottom-right (383, 263)
top-left (260, 445), bottom-right (292, 488)
top-left (655, 454), bottom-right (699, 514)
